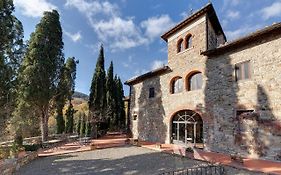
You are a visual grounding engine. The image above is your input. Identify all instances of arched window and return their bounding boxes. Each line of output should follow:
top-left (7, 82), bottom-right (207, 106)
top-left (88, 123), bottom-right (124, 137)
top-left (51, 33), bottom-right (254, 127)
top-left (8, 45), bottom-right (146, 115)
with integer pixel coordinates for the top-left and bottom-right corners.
top-left (171, 110), bottom-right (203, 146)
top-left (177, 39), bottom-right (184, 53)
top-left (171, 77), bottom-right (183, 94)
top-left (185, 34), bottom-right (192, 49)
top-left (187, 72), bottom-right (203, 91)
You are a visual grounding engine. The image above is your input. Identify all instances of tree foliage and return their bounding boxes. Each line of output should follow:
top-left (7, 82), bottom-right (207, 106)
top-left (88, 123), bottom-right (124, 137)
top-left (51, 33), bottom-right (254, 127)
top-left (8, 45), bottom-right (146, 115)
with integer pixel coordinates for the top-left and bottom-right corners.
top-left (80, 112), bottom-right (86, 137)
top-left (88, 45), bottom-right (126, 137)
top-left (0, 0), bottom-right (24, 140)
top-left (55, 57), bottom-right (77, 134)
top-left (106, 61), bottom-right (116, 130)
top-left (16, 10), bottom-right (64, 142)
top-left (65, 103), bottom-right (76, 133)
top-left (88, 45), bottom-right (106, 138)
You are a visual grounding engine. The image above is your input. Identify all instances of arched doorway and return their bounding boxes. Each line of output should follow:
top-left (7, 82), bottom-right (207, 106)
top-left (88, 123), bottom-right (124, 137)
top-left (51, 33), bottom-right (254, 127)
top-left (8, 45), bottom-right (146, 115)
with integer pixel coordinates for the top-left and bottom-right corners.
top-left (171, 110), bottom-right (203, 148)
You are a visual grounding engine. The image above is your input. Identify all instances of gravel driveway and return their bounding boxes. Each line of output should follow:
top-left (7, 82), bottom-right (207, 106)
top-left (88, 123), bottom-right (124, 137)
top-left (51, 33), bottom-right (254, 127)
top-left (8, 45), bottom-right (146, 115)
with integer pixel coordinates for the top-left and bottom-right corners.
top-left (16, 145), bottom-right (208, 175)
top-left (16, 145), bottom-right (265, 175)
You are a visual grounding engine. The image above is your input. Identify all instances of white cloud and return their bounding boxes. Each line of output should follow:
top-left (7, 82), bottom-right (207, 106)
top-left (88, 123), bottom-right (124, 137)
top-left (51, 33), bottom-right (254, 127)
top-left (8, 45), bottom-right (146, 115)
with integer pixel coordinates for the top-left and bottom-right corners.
top-left (141, 15), bottom-right (175, 41)
top-left (225, 25), bottom-right (262, 41)
top-left (65, 0), bottom-right (147, 50)
top-left (94, 17), bottom-right (148, 50)
top-left (226, 10), bottom-right (240, 20)
top-left (64, 30), bottom-right (82, 42)
top-left (65, 0), bottom-right (119, 18)
top-left (261, 2), bottom-right (281, 20)
top-left (14, 0), bottom-right (57, 18)
top-left (151, 60), bottom-right (166, 70)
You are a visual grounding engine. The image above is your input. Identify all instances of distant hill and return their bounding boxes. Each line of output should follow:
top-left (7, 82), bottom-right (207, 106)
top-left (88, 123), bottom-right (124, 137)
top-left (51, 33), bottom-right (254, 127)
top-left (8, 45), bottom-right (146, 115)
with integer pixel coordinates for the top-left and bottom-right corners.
top-left (73, 91), bottom-right (89, 101)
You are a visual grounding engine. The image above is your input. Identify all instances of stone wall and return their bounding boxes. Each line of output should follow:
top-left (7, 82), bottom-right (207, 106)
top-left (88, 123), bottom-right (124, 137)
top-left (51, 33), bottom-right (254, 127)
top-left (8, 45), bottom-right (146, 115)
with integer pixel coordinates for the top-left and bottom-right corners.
top-left (130, 14), bottom-right (209, 143)
top-left (128, 12), bottom-right (281, 162)
top-left (207, 33), bottom-right (281, 161)
top-left (0, 151), bottom-right (38, 175)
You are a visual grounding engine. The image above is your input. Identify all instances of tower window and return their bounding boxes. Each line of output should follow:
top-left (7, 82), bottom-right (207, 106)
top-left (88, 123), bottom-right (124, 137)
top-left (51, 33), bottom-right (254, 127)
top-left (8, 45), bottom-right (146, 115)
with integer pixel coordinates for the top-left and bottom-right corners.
top-left (171, 77), bottom-right (183, 94)
top-left (185, 34), bottom-right (192, 49)
top-left (177, 39), bottom-right (184, 53)
top-left (187, 72), bottom-right (203, 91)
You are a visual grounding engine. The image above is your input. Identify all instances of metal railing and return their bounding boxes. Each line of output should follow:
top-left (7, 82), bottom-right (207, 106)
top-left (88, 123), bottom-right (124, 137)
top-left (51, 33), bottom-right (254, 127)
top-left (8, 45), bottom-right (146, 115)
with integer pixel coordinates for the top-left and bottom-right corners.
top-left (159, 165), bottom-right (225, 175)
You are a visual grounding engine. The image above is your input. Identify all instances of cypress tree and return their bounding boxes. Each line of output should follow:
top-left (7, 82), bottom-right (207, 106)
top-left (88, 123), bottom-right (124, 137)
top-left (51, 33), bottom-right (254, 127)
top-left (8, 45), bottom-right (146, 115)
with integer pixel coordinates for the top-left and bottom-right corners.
top-left (106, 61), bottom-right (116, 130)
top-left (76, 112), bottom-right (82, 135)
top-left (0, 0), bottom-right (24, 139)
top-left (54, 66), bottom-right (67, 134)
top-left (114, 76), bottom-right (125, 129)
top-left (80, 113), bottom-right (86, 137)
top-left (63, 57), bottom-right (78, 134)
top-left (16, 10), bottom-right (64, 142)
top-left (55, 57), bottom-right (77, 134)
top-left (85, 119), bottom-right (91, 137)
top-left (88, 45), bottom-right (106, 138)
top-left (65, 103), bottom-right (76, 133)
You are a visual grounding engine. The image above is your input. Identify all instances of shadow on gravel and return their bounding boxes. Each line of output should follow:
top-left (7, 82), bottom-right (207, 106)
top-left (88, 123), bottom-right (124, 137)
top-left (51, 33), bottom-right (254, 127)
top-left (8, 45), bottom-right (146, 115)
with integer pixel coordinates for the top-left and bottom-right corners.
top-left (16, 146), bottom-right (206, 175)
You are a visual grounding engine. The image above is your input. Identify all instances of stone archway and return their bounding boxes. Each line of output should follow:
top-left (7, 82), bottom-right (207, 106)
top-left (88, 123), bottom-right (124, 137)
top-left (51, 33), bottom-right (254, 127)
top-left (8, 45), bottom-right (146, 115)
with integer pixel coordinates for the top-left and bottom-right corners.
top-left (171, 110), bottom-right (203, 148)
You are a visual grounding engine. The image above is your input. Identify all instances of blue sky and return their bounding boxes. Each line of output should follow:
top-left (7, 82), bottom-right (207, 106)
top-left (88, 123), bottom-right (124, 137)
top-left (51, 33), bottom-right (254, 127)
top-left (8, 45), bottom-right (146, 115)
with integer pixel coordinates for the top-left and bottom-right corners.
top-left (14, 0), bottom-right (281, 95)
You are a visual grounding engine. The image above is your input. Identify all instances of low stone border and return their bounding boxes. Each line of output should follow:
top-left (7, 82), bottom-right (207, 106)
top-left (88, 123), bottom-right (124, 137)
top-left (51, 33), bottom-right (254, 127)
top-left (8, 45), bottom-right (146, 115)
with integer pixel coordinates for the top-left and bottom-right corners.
top-left (0, 151), bottom-right (38, 175)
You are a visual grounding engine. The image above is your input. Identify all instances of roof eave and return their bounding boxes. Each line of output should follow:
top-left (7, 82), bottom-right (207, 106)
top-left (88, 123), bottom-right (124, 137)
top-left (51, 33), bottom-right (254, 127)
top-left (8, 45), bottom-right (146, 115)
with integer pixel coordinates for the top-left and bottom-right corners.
top-left (202, 22), bottom-right (281, 57)
top-left (125, 66), bottom-right (171, 86)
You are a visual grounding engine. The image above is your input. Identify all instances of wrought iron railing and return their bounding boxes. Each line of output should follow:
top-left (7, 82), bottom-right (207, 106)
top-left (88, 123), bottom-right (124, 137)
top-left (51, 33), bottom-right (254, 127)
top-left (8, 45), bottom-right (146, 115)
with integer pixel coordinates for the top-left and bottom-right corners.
top-left (159, 165), bottom-right (225, 175)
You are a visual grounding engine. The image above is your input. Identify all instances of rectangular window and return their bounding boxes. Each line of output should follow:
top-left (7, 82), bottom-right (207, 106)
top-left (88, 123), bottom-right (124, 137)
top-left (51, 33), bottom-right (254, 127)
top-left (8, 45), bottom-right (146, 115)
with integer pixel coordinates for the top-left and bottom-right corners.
top-left (149, 87), bottom-right (155, 98)
top-left (235, 61), bottom-right (251, 81)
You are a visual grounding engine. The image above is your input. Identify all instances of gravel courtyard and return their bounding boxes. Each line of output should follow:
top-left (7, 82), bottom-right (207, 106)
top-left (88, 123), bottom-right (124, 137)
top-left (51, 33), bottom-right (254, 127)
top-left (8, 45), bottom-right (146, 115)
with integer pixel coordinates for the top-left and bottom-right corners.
top-left (16, 145), bottom-right (264, 175)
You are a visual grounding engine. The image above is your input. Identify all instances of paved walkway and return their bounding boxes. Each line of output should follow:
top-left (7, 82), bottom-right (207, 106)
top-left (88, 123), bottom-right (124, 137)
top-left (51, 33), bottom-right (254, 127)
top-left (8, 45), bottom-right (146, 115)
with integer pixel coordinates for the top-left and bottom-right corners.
top-left (38, 133), bottom-right (128, 157)
top-left (139, 141), bottom-right (281, 175)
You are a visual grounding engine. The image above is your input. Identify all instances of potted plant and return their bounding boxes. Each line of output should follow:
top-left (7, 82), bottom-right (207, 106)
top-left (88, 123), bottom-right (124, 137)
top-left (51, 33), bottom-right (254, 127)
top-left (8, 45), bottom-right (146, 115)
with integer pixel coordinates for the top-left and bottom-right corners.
top-left (185, 147), bottom-right (194, 158)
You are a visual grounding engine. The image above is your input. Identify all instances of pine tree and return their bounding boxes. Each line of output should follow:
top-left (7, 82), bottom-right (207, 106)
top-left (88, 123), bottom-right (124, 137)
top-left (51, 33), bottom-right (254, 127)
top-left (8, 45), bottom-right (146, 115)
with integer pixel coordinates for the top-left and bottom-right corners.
top-left (88, 45), bottom-right (106, 138)
top-left (16, 10), bottom-right (64, 142)
top-left (106, 61), bottom-right (116, 130)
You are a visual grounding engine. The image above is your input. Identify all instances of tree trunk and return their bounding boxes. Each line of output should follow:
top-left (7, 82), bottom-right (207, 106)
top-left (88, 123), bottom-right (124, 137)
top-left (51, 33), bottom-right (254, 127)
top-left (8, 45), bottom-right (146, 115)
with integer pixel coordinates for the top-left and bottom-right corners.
top-left (41, 107), bottom-right (49, 142)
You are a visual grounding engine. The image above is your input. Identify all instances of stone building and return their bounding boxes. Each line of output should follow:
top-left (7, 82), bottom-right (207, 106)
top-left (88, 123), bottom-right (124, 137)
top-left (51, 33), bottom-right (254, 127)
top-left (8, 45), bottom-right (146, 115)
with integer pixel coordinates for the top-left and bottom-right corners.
top-left (125, 3), bottom-right (281, 161)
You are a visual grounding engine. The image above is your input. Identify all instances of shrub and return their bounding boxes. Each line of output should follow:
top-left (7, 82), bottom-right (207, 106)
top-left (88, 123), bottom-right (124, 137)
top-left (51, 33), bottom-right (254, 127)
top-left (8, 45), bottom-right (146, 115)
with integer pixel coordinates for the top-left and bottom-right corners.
top-left (185, 147), bottom-right (194, 153)
top-left (23, 144), bottom-right (42, 152)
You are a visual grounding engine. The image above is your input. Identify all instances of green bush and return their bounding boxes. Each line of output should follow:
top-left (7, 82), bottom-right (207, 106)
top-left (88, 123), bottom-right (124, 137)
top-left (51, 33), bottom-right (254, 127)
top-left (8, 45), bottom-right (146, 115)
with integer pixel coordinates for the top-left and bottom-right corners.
top-left (23, 144), bottom-right (42, 152)
top-left (185, 147), bottom-right (194, 153)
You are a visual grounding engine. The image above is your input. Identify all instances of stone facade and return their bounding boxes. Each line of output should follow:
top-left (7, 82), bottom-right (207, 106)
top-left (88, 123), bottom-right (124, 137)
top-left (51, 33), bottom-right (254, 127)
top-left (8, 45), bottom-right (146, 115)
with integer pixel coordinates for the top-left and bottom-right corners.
top-left (126, 3), bottom-right (281, 162)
